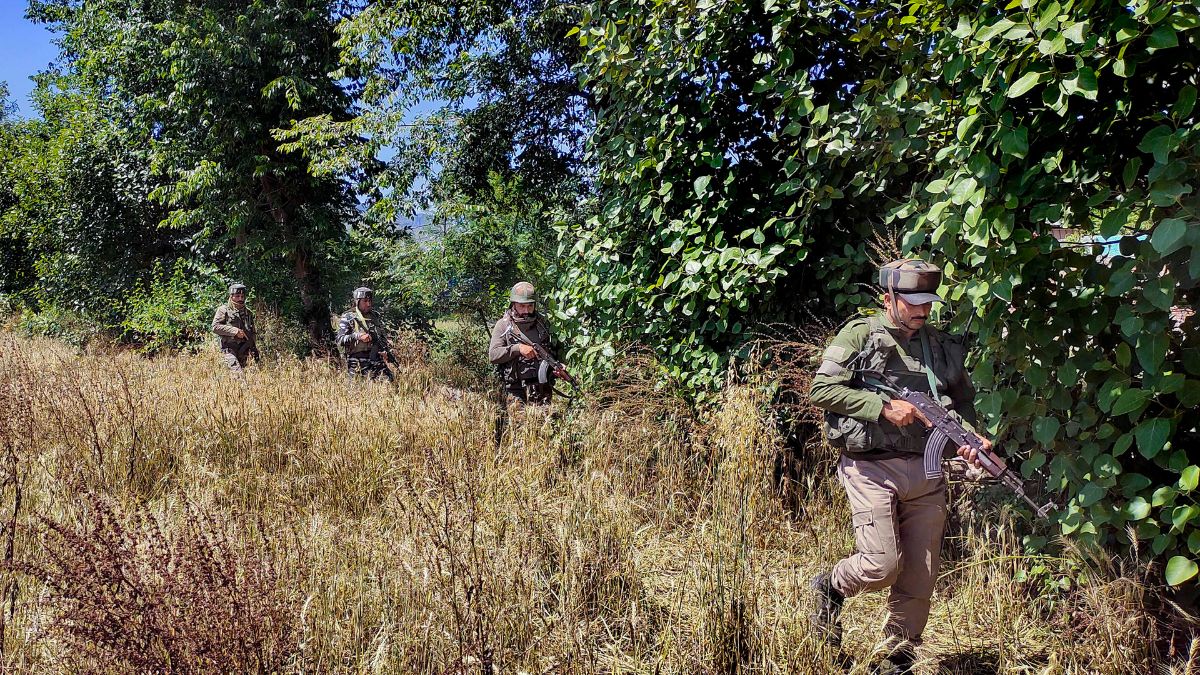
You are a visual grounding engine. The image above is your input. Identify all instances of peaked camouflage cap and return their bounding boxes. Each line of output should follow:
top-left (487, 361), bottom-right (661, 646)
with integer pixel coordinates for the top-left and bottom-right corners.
top-left (353, 287), bottom-right (374, 300)
top-left (509, 281), bottom-right (537, 304)
top-left (878, 259), bottom-right (943, 305)
top-left (228, 283), bottom-right (247, 295)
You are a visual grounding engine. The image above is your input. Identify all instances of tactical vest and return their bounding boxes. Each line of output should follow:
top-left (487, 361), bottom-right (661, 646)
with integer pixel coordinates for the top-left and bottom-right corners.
top-left (497, 313), bottom-right (551, 384)
top-left (343, 310), bottom-right (384, 358)
top-left (824, 315), bottom-right (967, 458)
top-left (217, 305), bottom-right (255, 350)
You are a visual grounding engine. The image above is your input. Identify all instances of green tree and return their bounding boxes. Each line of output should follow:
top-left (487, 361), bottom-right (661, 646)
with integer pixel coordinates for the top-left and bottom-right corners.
top-left (279, 0), bottom-right (590, 226)
top-left (560, 0), bottom-right (922, 391)
top-left (0, 77), bottom-right (169, 321)
top-left (29, 0), bottom-right (359, 340)
top-left (882, 0), bottom-right (1200, 582)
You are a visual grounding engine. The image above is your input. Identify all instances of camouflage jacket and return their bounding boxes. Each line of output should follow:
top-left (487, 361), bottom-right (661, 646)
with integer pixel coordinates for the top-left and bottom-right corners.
top-left (211, 303), bottom-right (258, 356)
top-left (336, 309), bottom-right (391, 360)
top-left (489, 310), bottom-right (553, 384)
top-left (809, 313), bottom-right (977, 457)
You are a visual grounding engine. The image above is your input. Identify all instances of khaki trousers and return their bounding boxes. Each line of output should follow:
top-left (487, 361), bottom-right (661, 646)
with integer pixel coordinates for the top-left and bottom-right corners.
top-left (831, 453), bottom-right (946, 641)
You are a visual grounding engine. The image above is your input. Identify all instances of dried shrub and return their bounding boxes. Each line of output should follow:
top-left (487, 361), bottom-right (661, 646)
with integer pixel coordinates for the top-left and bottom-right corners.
top-left (18, 492), bottom-right (300, 673)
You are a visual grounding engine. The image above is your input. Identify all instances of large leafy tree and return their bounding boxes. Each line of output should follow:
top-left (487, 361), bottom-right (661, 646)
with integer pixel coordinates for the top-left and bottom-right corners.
top-left (561, 0), bottom-right (927, 390)
top-left (0, 78), bottom-right (169, 319)
top-left (28, 0), bottom-right (358, 339)
top-left (279, 0), bottom-right (590, 227)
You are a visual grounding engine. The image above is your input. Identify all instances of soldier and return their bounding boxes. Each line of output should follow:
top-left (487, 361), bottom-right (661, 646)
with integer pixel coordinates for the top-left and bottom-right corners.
top-left (808, 259), bottom-right (989, 674)
top-left (336, 287), bottom-right (395, 382)
top-left (489, 281), bottom-right (566, 404)
top-left (211, 283), bottom-right (259, 374)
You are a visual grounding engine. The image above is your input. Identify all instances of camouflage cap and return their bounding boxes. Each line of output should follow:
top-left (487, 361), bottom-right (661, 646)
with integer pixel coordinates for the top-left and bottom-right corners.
top-left (353, 287), bottom-right (374, 300)
top-left (509, 281), bottom-right (537, 304)
top-left (879, 259), bottom-right (943, 304)
top-left (228, 283), bottom-right (247, 295)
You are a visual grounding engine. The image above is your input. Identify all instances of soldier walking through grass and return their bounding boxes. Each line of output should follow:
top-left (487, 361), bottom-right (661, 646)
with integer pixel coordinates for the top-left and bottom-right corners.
top-left (211, 283), bottom-right (259, 374)
top-left (336, 287), bottom-right (395, 382)
top-left (808, 259), bottom-right (991, 674)
top-left (488, 282), bottom-right (568, 405)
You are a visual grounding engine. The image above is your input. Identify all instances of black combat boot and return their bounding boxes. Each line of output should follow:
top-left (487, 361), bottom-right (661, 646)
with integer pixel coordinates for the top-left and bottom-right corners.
top-left (809, 572), bottom-right (844, 646)
top-left (871, 646), bottom-right (915, 675)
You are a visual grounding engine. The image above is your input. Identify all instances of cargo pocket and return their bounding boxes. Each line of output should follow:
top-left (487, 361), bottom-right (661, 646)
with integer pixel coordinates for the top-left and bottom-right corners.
top-left (851, 508), bottom-right (887, 555)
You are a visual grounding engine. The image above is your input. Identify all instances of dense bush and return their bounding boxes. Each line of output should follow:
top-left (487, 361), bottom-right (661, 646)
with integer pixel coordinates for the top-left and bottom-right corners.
top-left (566, 0), bottom-right (1200, 582)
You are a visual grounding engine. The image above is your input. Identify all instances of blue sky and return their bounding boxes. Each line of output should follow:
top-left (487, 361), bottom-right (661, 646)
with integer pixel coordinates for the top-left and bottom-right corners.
top-left (0, 1), bottom-right (59, 118)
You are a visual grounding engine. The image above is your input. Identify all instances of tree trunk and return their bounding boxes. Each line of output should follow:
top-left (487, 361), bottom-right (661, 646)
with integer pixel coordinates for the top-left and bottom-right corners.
top-left (291, 247), bottom-right (331, 345)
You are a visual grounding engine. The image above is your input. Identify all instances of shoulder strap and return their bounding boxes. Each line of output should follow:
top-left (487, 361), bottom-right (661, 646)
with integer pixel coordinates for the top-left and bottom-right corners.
top-left (918, 329), bottom-right (940, 397)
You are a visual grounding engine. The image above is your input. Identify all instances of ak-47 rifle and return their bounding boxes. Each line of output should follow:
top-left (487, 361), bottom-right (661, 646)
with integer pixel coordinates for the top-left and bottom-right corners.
top-left (505, 322), bottom-right (579, 389)
top-left (865, 375), bottom-right (1055, 519)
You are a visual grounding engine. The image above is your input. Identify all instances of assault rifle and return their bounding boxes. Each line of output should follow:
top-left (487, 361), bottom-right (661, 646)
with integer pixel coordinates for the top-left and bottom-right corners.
top-left (895, 386), bottom-right (1056, 519)
top-left (860, 368), bottom-right (1055, 517)
top-left (504, 323), bottom-right (579, 389)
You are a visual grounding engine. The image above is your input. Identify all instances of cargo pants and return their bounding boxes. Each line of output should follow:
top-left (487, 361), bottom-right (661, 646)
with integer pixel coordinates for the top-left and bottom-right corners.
top-left (831, 453), bottom-right (946, 642)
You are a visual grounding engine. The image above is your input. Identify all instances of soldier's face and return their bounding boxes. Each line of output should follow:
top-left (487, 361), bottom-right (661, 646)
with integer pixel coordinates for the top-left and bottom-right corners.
top-left (358, 297), bottom-right (374, 312)
top-left (884, 293), bottom-right (931, 328)
top-left (230, 291), bottom-right (246, 306)
top-left (513, 302), bottom-right (535, 318)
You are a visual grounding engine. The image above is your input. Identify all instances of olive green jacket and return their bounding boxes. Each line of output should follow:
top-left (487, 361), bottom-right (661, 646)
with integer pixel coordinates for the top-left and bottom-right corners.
top-left (211, 303), bottom-right (258, 361)
top-left (809, 313), bottom-right (977, 456)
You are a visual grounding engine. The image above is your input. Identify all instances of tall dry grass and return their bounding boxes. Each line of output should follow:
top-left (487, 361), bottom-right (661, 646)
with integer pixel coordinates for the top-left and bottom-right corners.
top-left (0, 333), bottom-right (1194, 673)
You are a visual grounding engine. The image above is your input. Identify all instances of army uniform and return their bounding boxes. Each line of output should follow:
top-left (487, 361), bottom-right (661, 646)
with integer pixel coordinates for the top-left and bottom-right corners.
top-left (336, 287), bottom-right (394, 382)
top-left (211, 284), bottom-right (258, 373)
top-left (489, 282), bottom-right (559, 404)
top-left (809, 260), bottom-right (982, 670)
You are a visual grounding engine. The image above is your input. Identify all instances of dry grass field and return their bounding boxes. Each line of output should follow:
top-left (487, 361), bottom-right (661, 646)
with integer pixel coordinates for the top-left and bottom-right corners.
top-left (0, 333), bottom-right (1193, 673)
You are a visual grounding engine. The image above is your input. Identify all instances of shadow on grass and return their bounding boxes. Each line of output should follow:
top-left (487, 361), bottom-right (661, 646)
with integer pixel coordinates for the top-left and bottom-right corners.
top-left (934, 649), bottom-right (999, 674)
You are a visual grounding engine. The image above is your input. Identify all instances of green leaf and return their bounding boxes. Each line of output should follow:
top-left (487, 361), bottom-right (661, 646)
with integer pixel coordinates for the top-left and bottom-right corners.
top-left (1007, 70), bottom-right (1045, 98)
top-left (956, 114), bottom-right (981, 141)
top-left (1135, 332), bottom-right (1168, 374)
top-left (693, 175), bottom-right (712, 198)
top-left (1134, 417), bottom-right (1171, 459)
top-left (1173, 505), bottom-right (1197, 530)
top-left (1101, 207), bottom-right (1130, 237)
top-left (1151, 218), bottom-right (1188, 255)
top-left (1173, 86), bottom-right (1198, 119)
top-left (1062, 21), bottom-right (1087, 44)
top-left (992, 278), bottom-right (1013, 302)
top-left (1121, 473), bottom-right (1153, 496)
top-left (1063, 67), bottom-right (1098, 99)
top-left (1000, 127), bottom-right (1029, 158)
top-left (1166, 556), bottom-right (1198, 585)
top-left (1182, 466), bottom-right (1200, 492)
top-left (1148, 26), bottom-right (1179, 50)
top-left (1077, 482), bottom-right (1107, 507)
top-left (1033, 416), bottom-right (1061, 446)
top-left (1112, 388), bottom-right (1151, 418)
top-left (1153, 486), bottom-right (1178, 507)
top-left (1125, 497), bottom-right (1151, 520)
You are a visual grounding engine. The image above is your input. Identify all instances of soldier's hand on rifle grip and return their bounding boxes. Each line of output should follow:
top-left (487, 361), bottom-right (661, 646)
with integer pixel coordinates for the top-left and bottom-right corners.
top-left (517, 344), bottom-right (537, 359)
top-left (357, 332), bottom-right (372, 343)
top-left (955, 436), bottom-right (992, 468)
top-left (881, 399), bottom-right (931, 428)
top-left (235, 329), bottom-right (247, 340)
